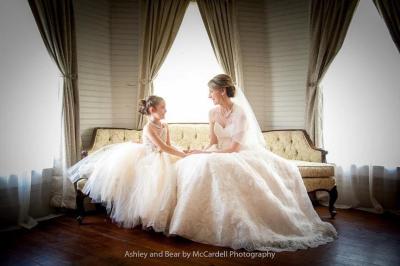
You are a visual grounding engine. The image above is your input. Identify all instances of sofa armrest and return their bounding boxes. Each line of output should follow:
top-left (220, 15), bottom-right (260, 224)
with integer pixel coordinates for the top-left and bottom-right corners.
top-left (313, 147), bottom-right (328, 163)
top-left (300, 129), bottom-right (328, 163)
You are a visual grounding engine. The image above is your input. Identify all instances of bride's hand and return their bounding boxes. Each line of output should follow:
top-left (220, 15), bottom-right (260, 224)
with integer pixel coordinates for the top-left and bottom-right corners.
top-left (187, 149), bottom-right (204, 155)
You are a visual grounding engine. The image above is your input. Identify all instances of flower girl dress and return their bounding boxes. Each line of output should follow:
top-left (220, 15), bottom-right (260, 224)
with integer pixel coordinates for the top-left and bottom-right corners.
top-left (67, 123), bottom-right (179, 233)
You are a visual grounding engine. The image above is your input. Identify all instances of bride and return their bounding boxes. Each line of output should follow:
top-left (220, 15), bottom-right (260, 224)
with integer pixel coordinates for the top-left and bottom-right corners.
top-left (168, 74), bottom-right (338, 252)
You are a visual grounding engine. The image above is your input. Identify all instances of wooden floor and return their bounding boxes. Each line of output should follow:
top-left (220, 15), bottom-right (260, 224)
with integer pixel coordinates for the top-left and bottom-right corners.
top-left (1, 206), bottom-right (399, 266)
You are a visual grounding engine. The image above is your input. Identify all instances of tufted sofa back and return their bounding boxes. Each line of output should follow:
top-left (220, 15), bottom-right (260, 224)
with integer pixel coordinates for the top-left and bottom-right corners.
top-left (87, 125), bottom-right (325, 163)
top-left (263, 130), bottom-right (325, 162)
top-left (88, 124), bottom-right (209, 153)
top-left (168, 124), bottom-right (210, 150)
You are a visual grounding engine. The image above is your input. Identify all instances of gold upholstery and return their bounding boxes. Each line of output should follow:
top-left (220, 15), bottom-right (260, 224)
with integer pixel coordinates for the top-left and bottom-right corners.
top-left (82, 125), bottom-right (335, 194)
top-left (169, 124), bottom-right (210, 150)
top-left (263, 131), bottom-right (323, 162)
top-left (89, 128), bottom-right (141, 155)
top-left (302, 177), bottom-right (336, 192)
top-left (292, 160), bottom-right (335, 178)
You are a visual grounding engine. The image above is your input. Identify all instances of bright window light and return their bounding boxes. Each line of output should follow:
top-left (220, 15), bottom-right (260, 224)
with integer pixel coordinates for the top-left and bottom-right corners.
top-left (321, 0), bottom-right (400, 167)
top-left (0, 0), bottom-right (61, 176)
top-left (153, 1), bottom-right (223, 123)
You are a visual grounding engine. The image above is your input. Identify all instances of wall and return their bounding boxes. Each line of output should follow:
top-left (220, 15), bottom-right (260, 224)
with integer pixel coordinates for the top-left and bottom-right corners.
top-left (237, 0), bottom-right (309, 130)
top-left (110, 0), bottom-right (140, 129)
top-left (75, 0), bottom-right (140, 149)
top-left (75, 0), bottom-right (113, 149)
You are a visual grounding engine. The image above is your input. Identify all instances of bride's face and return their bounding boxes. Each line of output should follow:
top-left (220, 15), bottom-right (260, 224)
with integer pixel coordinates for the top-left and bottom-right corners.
top-left (149, 101), bottom-right (167, 120)
top-left (208, 87), bottom-right (225, 105)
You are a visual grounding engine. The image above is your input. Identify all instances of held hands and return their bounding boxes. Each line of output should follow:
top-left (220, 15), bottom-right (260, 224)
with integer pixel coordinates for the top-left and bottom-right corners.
top-left (183, 149), bottom-right (205, 155)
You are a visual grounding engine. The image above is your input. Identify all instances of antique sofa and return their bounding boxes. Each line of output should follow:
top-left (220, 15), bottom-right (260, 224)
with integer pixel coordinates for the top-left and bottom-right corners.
top-left (74, 124), bottom-right (337, 224)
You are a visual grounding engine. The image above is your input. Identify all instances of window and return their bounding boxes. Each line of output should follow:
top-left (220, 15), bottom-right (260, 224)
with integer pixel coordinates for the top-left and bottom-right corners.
top-left (153, 1), bottom-right (223, 123)
top-left (321, 0), bottom-right (400, 167)
top-left (0, 0), bottom-right (61, 177)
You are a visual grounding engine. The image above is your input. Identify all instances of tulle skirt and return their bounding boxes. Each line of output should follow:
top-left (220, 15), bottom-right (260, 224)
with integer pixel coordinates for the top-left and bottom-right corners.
top-left (168, 145), bottom-right (338, 252)
top-left (67, 142), bottom-right (180, 233)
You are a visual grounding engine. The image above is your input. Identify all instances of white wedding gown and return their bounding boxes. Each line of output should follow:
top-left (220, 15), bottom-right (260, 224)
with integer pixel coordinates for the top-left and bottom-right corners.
top-left (168, 104), bottom-right (338, 252)
top-left (67, 124), bottom-right (179, 232)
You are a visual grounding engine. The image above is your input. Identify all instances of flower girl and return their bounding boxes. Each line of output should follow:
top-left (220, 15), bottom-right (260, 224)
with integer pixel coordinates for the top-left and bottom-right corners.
top-left (67, 95), bottom-right (186, 233)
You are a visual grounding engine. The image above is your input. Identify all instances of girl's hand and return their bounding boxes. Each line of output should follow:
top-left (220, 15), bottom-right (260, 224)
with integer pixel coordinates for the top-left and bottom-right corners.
top-left (188, 149), bottom-right (205, 155)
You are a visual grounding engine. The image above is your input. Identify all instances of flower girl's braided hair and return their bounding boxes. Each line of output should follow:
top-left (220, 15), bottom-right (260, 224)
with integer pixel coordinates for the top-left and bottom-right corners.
top-left (208, 74), bottom-right (236, 97)
top-left (138, 95), bottom-right (164, 115)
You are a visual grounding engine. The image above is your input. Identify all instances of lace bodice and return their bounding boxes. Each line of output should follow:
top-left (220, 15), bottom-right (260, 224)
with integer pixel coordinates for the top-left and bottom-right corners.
top-left (142, 123), bottom-right (167, 152)
top-left (213, 122), bottom-right (234, 150)
top-left (209, 103), bottom-right (249, 150)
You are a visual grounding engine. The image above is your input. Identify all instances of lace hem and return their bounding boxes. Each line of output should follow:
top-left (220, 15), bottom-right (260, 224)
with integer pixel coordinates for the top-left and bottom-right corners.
top-left (168, 221), bottom-right (338, 253)
top-left (169, 228), bottom-right (337, 252)
top-left (233, 230), bottom-right (338, 252)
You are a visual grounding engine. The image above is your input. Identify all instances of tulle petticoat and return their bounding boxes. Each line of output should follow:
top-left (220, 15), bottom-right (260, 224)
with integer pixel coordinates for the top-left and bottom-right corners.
top-left (168, 147), bottom-right (338, 252)
top-left (67, 142), bottom-right (179, 234)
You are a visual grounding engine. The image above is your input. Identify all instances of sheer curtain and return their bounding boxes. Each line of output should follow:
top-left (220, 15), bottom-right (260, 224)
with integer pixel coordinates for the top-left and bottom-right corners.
top-left (320, 0), bottom-right (400, 214)
top-left (0, 0), bottom-right (62, 230)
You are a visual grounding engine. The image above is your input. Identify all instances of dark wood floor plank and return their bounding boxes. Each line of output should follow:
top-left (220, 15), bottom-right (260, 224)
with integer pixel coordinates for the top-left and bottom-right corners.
top-left (1, 206), bottom-right (399, 266)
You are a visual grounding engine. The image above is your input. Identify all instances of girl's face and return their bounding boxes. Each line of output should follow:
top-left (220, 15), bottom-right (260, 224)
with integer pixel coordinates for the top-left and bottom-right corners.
top-left (149, 100), bottom-right (167, 120)
top-left (208, 87), bottom-right (225, 105)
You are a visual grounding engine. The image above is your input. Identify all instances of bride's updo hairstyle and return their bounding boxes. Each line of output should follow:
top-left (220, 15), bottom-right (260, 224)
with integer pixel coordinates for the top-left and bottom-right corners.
top-left (138, 95), bottom-right (164, 115)
top-left (208, 74), bottom-right (236, 97)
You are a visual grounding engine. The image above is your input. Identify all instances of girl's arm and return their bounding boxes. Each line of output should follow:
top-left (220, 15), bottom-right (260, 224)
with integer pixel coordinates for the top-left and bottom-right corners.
top-left (146, 126), bottom-right (186, 157)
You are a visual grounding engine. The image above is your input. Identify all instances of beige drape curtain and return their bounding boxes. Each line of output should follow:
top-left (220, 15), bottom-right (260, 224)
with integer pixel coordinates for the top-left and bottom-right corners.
top-left (28, 0), bottom-right (81, 168)
top-left (136, 0), bottom-right (190, 129)
top-left (305, 0), bottom-right (359, 148)
top-left (373, 0), bottom-right (400, 53)
top-left (197, 0), bottom-right (243, 88)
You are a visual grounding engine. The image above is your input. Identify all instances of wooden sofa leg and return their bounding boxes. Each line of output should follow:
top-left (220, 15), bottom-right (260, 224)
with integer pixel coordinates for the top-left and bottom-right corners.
top-left (307, 191), bottom-right (318, 206)
top-left (328, 186), bottom-right (338, 219)
top-left (76, 190), bottom-right (87, 225)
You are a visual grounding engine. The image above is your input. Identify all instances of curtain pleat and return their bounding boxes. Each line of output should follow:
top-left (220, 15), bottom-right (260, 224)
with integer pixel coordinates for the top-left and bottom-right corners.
top-left (28, 0), bottom-right (80, 167)
top-left (305, 0), bottom-right (359, 148)
top-left (373, 0), bottom-right (400, 53)
top-left (196, 0), bottom-right (243, 88)
top-left (28, 0), bottom-right (79, 209)
top-left (136, 0), bottom-right (190, 129)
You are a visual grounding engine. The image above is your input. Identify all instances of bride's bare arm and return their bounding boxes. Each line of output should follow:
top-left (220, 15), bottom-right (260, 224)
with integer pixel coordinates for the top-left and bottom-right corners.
top-left (146, 126), bottom-right (186, 157)
top-left (203, 121), bottom-right (218, 150)
top-left (165, 123), bottom-right (171, 146)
